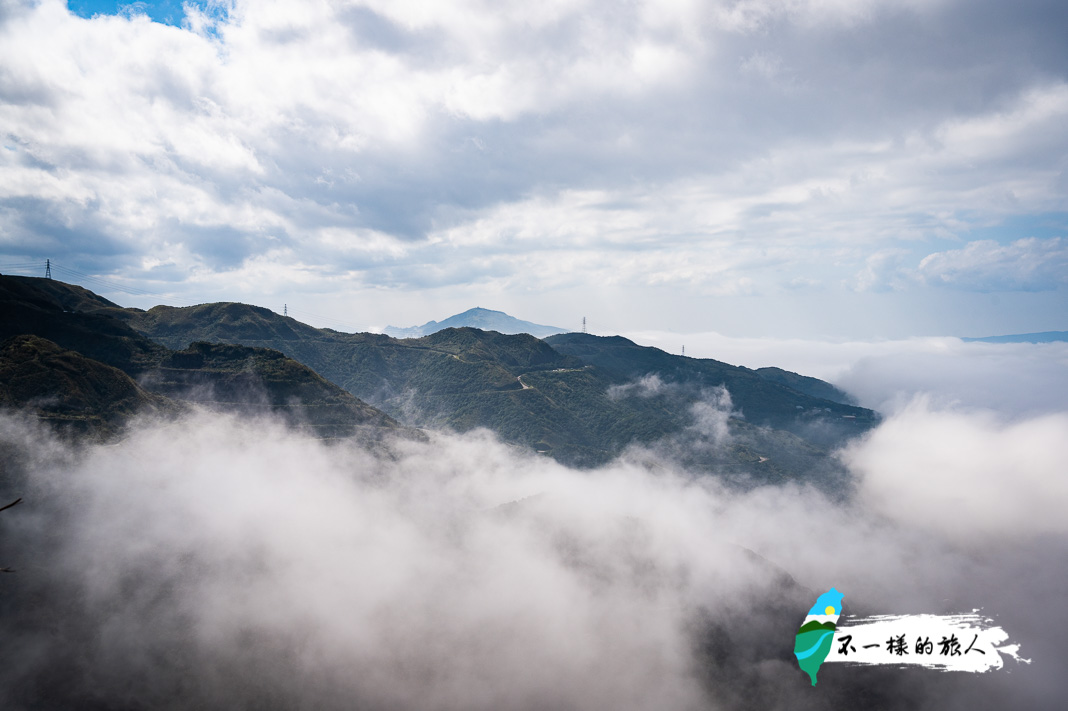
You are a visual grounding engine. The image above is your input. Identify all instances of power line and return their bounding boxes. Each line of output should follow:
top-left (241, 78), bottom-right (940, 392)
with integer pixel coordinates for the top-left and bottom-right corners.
top-left (1, 259), bottom-right (202, 306)
top-left (284, 306), bottom-right (363, 333)
top-left (49, 264), bottom-right (183, 299)
top-left (45, 264), bottom-right (209, 308)
top-left (2, 259), bottom-right (370, 333)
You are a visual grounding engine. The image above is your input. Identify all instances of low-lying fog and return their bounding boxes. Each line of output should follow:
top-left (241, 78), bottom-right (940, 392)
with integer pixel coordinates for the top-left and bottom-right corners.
top-left (1, 341), bottom-right (1064, 710)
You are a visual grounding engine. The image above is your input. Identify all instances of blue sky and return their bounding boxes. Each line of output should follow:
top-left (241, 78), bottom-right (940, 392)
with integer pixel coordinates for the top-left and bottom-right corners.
top-left (67, 1), bottom-right (211, 26)
top-left (68, 1), bottom-right (179, 23)
top-left (1, 0), bottom-right (1066, 338)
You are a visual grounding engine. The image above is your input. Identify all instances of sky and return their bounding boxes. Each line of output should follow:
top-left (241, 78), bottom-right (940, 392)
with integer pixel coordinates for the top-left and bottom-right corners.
top-left (1, 0), bottom-right (1067, 338)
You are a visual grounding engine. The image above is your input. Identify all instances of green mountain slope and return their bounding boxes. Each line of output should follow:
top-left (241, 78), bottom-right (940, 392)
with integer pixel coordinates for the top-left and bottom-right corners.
top-left (0, 276), bottom-right (399, 439)
top-left (107, 291), bottom-right (874, 484)
top-left (125, 307), bottom-right (655, 464)
top-left (121, 301), bottom-right (328, 349)
top-left (116, 298), bottom-right (867, 444)
top-left (0, 276), bottom-right (170, 375)
top-left (2, 276), bottom-right (877, 486)
top-left (544, 333), bottom-right (874, 445)
top-left (753, 366), bottom-right (856, 405)
top-left (143, 341), bottom-right (399, 437)
top-left (0, 334), bottom-right (175, 437)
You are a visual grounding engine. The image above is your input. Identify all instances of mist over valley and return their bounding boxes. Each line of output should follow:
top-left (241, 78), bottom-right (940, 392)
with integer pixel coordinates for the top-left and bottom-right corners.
top-left (1, 275), bottom-right (1064, 709)
top-left (2, 1), bottom-right (1066, 706)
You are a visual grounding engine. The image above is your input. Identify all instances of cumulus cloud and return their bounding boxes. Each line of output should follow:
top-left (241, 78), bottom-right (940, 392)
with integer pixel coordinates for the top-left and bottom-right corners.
top-left (851, 249), bottom-right (912, 292)
top-left (2, 0), bottom-right (1067, 334)
top-left (917, 237), bottom-right (1068, 292)
top-left (843, 399), bottom-right (1068, 540)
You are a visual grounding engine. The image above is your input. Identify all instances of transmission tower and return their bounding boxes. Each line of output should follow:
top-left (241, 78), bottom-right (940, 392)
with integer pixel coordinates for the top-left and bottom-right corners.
top-left (44, 259), bottom-right (51, 279)
top-left (682, 345), bottom-right (685, 356)
top-left (581, 317), bottom-right (586, 334)
top-left (284, 304), bottom-right (287, 317)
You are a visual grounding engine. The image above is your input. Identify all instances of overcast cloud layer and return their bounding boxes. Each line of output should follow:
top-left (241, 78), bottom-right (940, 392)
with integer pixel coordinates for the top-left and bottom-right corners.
top-left (1, 0), bottom-right (1066, 336)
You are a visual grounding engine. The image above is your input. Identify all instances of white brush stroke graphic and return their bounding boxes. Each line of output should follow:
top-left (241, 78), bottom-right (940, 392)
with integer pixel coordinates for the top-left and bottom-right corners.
top-left (825, 612), bottom-right (1030, 672)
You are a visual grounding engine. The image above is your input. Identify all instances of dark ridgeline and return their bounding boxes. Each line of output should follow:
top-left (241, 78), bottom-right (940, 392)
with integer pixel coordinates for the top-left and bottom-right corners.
top-left (0, 275), bottom-right (399, 440)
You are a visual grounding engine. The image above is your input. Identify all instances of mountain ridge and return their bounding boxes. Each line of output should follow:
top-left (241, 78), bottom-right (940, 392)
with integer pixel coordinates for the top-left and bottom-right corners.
top-left (0, 275), bottom-right (400, 439)
top-left (1, 276), bottom-right (876, 487)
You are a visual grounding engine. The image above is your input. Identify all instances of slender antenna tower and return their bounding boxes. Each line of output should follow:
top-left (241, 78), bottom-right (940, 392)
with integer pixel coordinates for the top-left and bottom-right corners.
top-left (44, 259), bottom-right (51, 279)
top-left (682, 345), bottom-right (685, 357)
top-left (581, 317), bottom-right (586, 334)
top-left (284, 304), bottom-right (287, 317)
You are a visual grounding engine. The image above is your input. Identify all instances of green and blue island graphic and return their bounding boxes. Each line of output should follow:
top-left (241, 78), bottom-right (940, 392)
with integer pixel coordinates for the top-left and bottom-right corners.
top-left (793, 588), bottom-right (844, 685)
top-left (793, 588), bottom-right (1029, 686)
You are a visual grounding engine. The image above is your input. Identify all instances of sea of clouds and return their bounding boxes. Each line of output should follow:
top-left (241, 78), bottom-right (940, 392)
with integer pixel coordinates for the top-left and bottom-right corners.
top-left (0, 340), bottom-right (1065, 709)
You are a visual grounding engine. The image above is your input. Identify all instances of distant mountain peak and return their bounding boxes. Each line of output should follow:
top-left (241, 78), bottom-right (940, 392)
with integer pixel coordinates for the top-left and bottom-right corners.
top-left (383, 308), bottom-right (567, 339)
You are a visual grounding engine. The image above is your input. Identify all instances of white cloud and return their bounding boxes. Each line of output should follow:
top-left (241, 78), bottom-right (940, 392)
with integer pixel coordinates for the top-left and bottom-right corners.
top-left (607, 373), bottom-right (668, 399)
top-left (739, 51), bottom-right (786, 80)
top-left (711, 0), bottom-right (947, 33)
top-left (917, 237), bottom-right (1068, 292)
top-left (1, 372), bottom-right (1062, 707)
top-left (835, 341), bottom-right (1068, 417)
top-left (843, 399), bottom-right (1068, 539)
top-left (1, 0), bottom-right (1067, 336)
top-left (686, 385), bottom-right (736, 447)
top-left (851, 248), bottom-right (912, 292)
